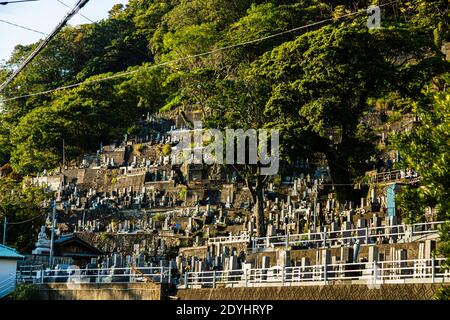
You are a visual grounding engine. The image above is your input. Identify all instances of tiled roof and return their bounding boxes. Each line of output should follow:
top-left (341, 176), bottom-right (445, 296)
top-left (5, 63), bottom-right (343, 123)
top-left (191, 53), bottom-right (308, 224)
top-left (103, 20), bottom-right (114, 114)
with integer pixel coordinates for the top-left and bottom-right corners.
top-left (0, 244), bottom-right (24, 260)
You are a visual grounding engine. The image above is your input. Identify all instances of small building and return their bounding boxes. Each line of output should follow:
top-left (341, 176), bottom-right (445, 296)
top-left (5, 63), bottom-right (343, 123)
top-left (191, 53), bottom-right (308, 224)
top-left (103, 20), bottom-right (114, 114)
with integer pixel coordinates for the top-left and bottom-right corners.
top-left (0, 244), bottom-right (24, 298)
top-left (54, 234), bottom-right (104, 267)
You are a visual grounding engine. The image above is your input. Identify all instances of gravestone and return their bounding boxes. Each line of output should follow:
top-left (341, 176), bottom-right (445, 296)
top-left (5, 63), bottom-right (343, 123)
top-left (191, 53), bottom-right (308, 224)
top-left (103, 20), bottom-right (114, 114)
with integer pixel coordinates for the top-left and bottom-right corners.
top-left (277, 250), bottom-right (291, 268)
top-left (424, 240), bottom-right (436, 259)
top-left (341, 221), bottom-right (352, 244)
top-left (340, 247), bottom-right (354, 263)
top-left (229, 256), bottom-right (238, 270)
top-left (368, 246), bottom-right (379, 262)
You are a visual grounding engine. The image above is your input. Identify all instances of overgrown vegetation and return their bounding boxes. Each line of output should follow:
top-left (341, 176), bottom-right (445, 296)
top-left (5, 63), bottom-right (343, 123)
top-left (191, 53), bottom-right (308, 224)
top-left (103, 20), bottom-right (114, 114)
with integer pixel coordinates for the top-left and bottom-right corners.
top-left (0, 0), bottom-right (448, 250)
top-left (10, 284), bottom-right (39, 300)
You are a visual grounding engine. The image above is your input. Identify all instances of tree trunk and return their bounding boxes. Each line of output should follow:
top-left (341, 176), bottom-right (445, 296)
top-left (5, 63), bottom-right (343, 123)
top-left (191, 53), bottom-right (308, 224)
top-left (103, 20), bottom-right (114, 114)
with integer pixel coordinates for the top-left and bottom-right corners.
top-left (246, 176), bottom-right (266, 237)
top-left (253, 185), bottom-right (265, 237)
top-left (326, 150), bottom-right (353, 203)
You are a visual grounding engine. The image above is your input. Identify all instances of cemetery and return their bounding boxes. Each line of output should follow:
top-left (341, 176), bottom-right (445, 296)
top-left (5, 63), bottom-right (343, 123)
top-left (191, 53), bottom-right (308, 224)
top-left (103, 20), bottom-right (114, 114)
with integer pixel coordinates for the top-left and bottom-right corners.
top-left (9, 111), bottom-right (448, 300)
top-left (0, 0), bottom-right (448, 301)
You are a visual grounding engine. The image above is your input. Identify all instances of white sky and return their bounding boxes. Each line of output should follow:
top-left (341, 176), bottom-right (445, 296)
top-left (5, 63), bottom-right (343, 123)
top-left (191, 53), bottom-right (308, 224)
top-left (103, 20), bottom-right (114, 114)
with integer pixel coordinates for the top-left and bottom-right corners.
top-left (0, 0), bottom-right (129, 62)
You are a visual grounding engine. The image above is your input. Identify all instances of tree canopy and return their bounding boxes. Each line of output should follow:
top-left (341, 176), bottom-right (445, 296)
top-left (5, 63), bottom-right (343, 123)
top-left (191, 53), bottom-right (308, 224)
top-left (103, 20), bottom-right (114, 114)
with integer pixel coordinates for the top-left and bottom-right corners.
top-left (0, 0), bottom-right (448, 238)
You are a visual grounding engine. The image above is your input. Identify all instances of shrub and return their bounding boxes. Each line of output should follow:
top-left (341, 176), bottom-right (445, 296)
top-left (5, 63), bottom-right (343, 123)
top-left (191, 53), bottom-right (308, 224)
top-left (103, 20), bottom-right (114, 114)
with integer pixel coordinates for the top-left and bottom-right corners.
top-left (435, 285), bottom-right (450, 300)
top-left (11, 284), bottom-right (39, 300)
top-left (162, 144), bottom-right (171, 156)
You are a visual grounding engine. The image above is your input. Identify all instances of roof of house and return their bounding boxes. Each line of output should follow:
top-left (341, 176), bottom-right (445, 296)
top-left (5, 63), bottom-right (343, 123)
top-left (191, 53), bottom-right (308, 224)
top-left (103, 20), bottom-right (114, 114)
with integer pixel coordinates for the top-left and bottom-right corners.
top-left (0, 244), bottom-right (25, 260)
top-left (54, 233), bottom-right (104, 256)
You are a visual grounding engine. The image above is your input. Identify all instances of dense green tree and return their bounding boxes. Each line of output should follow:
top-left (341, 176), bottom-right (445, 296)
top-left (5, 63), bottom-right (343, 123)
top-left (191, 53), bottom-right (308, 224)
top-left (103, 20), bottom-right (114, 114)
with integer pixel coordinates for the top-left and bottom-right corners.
top-left (393, 77), bottom-right (450, 274)
top-left (0, 178), bottom-right (51, 253)
top-left (0, 0), bottom-right (448, 209)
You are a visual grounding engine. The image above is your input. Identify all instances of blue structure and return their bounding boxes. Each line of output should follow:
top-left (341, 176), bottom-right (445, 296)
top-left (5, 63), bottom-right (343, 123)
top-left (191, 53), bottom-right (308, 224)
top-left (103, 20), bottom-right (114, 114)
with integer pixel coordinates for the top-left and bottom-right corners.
top-left (0, 244), bottom-right (24, 260)
top-left (386, 183), bottom-right (401, 217)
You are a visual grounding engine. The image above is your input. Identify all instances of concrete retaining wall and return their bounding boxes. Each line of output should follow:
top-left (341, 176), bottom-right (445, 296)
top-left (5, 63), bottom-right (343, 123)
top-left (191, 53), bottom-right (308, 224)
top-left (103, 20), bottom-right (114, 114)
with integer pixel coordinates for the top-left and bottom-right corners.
top-left (176, 283), bottom-right (441, 300)
top-left (37, 282), bottom-right (162, 300)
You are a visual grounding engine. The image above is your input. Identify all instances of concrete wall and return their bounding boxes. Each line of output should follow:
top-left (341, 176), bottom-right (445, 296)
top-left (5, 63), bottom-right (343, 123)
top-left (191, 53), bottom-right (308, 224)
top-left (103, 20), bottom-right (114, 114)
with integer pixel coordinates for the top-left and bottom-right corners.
top-left (37, 282), bottom-right (163, 300)
top-left (176, 283), bottom-right (441, 300)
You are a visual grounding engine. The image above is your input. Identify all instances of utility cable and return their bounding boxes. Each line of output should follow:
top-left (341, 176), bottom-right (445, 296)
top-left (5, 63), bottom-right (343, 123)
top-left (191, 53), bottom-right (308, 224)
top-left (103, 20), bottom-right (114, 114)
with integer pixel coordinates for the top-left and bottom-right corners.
top-left (0, 0), bottom-right (399, 102)
top-left (0, 0), bottom-right (91, 93)
top-left (0, 18), bottom-right (48, 35)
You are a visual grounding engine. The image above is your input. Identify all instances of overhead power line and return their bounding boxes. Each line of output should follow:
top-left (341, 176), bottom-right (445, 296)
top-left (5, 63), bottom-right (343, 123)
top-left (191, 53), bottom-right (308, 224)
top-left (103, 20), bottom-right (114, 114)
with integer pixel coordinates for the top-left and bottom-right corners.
top-left (0, 0), bottom-right (399, 103)
top-left (6, 211), bottom-right (47, 226)
top-left (0, 0), bottom-right (38, 5)
top-left (0, 0), bottom-right (91, 93)
top-left (56, 0), bottom-right (93, 23)
top-left (0, 18), bottom-right (48, 36)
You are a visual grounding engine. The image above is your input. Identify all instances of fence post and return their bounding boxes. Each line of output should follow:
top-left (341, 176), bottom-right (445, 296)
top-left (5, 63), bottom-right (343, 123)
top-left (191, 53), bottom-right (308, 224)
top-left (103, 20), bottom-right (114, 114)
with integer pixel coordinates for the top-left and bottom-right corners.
top-left (245, 270), bottom-right (248, 287)
top-left (373, 261), bottom-right (376, 286)
top-left (160, 266), bottom-right (164, 283)
top-left (213, 271), bottom-right (216, 288)
top-left (184, 271), bottom-right (188, 288)
top-left (365, 227), bottom-right (369, 244)
top-left (323, 231), bottom-right (326, 247)
top-left (431, 257), bottom-right (435, 283)
top-left (323, 263), bottom-right (327, 284)
top-left (168, 268), bottom-right (171, 285)
top-left (281, 267), bottom-right (285, 286)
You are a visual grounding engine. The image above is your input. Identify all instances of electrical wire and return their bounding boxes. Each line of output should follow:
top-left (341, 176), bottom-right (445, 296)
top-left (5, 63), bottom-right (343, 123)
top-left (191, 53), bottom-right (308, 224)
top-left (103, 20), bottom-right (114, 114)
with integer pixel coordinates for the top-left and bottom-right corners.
top-left (56, 0), bottom-right (93, 23)
top-left (0, 0), bottom-right (400, 103)
top-left (0, 18), bottom-right (48, 35)
top-left (6, 211), bottom-right (47, 225)
top-left (0, 0), bottom-right (90, 92)
top-left (0, 0), bottom-right (38, 5)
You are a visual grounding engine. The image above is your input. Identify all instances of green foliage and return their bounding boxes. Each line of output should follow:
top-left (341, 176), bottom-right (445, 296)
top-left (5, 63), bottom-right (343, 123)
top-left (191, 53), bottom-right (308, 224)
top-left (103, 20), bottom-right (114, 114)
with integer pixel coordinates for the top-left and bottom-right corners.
top-left (0, 178), bottom-right (51, 253)
top-left (162, 144), bottom-right (172, 156)
top-left (394, 82), bottom-right (450, 220)
top-left (396, 186), bottom-right (426, 224)
top-left (0, 0), bottom-right (448, 212)
top-left (11, 284), bottom-right (39, 300)
top-left (435, 285), bottom-right (450, 300)
top-left (272, 175), bottom-right (282, 187)
top-left (179, 187), bottom-right (188, 199)
top-left (438, 222), bottom-right (450, 270)
top-left (153, 212), bottom-right (165, 222)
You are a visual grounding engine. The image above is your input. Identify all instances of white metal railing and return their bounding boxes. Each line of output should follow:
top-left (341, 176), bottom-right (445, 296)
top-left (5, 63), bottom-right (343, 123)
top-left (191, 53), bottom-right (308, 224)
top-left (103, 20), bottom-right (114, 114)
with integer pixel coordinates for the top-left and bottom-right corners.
top-left (182, 258), bottom-right (450, 289)
top-left (207, 233), bottom-right (250, 245)
top-left (371, 170), bottom-right (420, 183)
top-left (16, 266), bottom-right (177, 285)
top-left (16, 258), bottom-right (450, 289)
top-left (251, 221), bottom-right (443, 249)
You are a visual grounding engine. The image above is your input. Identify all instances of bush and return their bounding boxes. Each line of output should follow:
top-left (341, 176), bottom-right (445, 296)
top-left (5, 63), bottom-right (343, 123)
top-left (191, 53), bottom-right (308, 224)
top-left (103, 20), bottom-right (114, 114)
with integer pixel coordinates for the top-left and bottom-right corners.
top-left (11, 283), bottom-right (39, 300)
top-left (435, 285), bottom-right (450, 300)
top-left (153, 212), bottom-right (165, 222)
top-left (162, 144), bottom-right (171, 156)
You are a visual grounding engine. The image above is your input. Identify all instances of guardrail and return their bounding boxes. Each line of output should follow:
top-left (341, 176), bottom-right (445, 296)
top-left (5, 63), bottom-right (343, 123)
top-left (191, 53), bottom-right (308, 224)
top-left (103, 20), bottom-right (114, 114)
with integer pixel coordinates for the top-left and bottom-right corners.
top-left (250, 221), bottom-right (443, 249)
top-left (371, 170), bottom-right (419, 183)
top-left (182, 258), bottom-right (450, 289)
top-left (17, 266), bottom-right (178, 285)
top-left (207, 233), bottom-right (250, 245)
